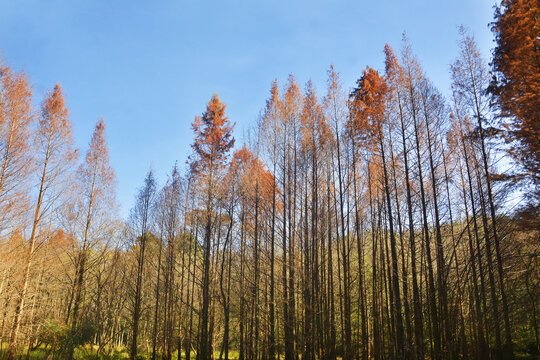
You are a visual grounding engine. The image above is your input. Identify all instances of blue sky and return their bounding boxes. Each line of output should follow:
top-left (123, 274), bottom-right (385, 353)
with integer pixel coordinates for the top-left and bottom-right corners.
top-left (0, 0), bottom-right (496, 218)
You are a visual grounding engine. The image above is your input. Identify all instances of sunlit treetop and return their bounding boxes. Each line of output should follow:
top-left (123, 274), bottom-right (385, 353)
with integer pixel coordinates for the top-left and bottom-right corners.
top-left (384, 44), bottom-right (402, 91)
top-left (190, 94), bottom-right (235, 174)
top-left (300, 80), bottom-right (330, 152)
top-left (228, 144), bottom-right (276, 206)
top-left (349, 67), bottom-right (388, 147)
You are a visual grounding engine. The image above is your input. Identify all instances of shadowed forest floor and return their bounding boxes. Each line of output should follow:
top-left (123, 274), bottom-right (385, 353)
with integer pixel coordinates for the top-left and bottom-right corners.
top-left (1, 347), bottom-right (539, 360)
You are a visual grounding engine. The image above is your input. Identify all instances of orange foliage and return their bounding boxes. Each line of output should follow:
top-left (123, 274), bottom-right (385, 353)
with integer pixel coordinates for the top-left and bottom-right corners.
top-left (0, 61), bottom-right (34, 234)
top-left (349, 67), bottom-right (388, 147)
top-left (38, 84), bottom-right (78, 181)
top-left (384, 44), bottom-right (403, 93)
top-left (78, 119), bottom-right (115, 204)
top-left (300, 81), bottom-right (331, 153)
top-left (491, 0), bottom-right (540, 183)
top-left (229, 145), bottom-right (276, 206)
top-left (191, 94), bottom-right (235, 174)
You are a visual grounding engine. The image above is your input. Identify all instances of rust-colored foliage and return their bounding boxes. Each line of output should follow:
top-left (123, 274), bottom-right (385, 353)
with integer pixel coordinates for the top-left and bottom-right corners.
top-left (283, 75), bottom-right (302, 122)
top-left (262, 79), bottom-right (283, 146)
top-left (384, 44), bottom-right (403, 93)
top-left (229, 145), bottom-right (276, 206)
top-left (300, 81), bottom-right (331, 153)
top-left (38, 84), bottom-right (77, 176)
top-left (191, 94), bottom-right (235, 174)
top-left (491, 0), bottom-right (540, 185)
top-left (7, 83), bottom-right (78, 358)
top-left (349, 67), bottom-right (388, 147)
top-left (40, 85), bottom-right (71, 144)
top-left (265, 79), bottom-right (281, 119)
top-left (79, 119), bottom-right (115, 201)
top-left (0, 60), bottom-right (34, 235)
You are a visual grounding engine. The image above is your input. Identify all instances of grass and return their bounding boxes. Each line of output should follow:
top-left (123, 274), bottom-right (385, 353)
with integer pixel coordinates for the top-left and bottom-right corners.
top-left (0, 346), bottom-right (242, 360)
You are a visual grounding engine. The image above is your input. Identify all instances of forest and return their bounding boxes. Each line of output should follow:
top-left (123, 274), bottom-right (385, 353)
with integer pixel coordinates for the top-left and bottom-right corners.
top-left (0, 1), bottom-right (538, 360)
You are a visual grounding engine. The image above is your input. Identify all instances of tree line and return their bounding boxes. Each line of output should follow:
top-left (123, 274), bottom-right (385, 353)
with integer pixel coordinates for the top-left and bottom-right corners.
top-left (0, 1), bottom-right (538, 359)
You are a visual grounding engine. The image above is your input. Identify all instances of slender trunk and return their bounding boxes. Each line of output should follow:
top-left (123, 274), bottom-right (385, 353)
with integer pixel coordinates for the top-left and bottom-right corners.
top-left (7, 138), bottom-right (51, 360)
top-left (152, 222), bottom-right (165, 360)
top-left (468, 60), bottom-right (513, 357)
top-left (398, 109), bottom-right (424, 360)
top-left (69, 164), bottom-right (98, 360)
top-left (269, 157), bottom-right (277, 360)
top-left (410, 93), bottom-right (441, 359)
top-left (422, 98), bottom-right (450, 358)
top-left (379, 132), bottom-right (405, 358)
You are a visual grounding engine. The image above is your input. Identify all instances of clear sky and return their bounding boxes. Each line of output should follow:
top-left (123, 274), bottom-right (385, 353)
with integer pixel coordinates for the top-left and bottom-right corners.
top-left (0, 0), bottom-right (496, 218)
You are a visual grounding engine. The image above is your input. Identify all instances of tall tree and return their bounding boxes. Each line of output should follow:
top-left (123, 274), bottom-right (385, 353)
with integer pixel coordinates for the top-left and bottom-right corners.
top-left (490, 0), bottom-right (540, 196)
top-left (350, 67), bottom-right (405, 359)
top-left (68, 119), bottom-right (116, 360)
top-left (191, 94), bottom-right (235, 360)
top-left (262, 80), bottom-right (281, 360)
top-left (0, 62), bottom-right (33, 238)
top-left (401, 38), bottom-right (443, 359)
top-left (128, 170), bottom-right (156, 360)
top-left (7, 84), bottom-right (76, 359)
top-left (452, 28), bottom-right (514, 358)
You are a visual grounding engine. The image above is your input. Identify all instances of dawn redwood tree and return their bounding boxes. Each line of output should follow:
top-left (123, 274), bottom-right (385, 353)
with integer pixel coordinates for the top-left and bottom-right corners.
top-left (262, 80), bottom-right (281, 360)
top-left (128, 169), bottom-right (157, 360)
top-left (68, 119), bottom-right (116, 360)
top-left (387, 43), bottom-right (424, 358)
top-left (324, 66), bottom-right (351, 360)
top-left (7, 84), bottom-right (76, 359)
top-left (279, 76), bottom-right (302, 360)
top-left (350, 67), bottom-right (405, 359)
top-left (384, 44), bottom-right (423, 359)
top-left (418, 78), bottom-right (451, 357)
top-left (401, 39), bottom-right (443, 359)
top-left (151, 187), bottom-right (167, 360)
top-left (450, 91), bottom-right (489, 359)
top-left (191, 94), bottom-right (235, 360)
top-left (452, 28), bottom-right (514, 358)
top-left (218, 149), bottom-right (243, 360)
top-left (299, 80), bottom-right (330, 360)
top-left (160, 165), bottom-right (183, 360)
top-left (491, 0), bottom-right (540, 196)
top-left (0, 62), bottom-right (33, 238)
top-left (322, 67), bottom-right (347, 360)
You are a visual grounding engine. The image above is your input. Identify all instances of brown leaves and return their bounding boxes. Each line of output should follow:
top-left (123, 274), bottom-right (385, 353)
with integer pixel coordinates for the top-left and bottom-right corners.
top-left (79, 119), bottom-right (115, 203)
top-left (491, 0), bottom-right (540, 186)
top-left (0, 61), bottom-right (34, 235)
top-left (349, 67), bottom-right (388, 148)
top-left (40, 85), bottom-right (70, 139)
top-left (191, 94), bottom-right (235, 174)
top-left (300, 81), bottom-right (330, 153)
top-left (228, 145), bottom-right (276, 206)
top-left (384, 44), bottom-right (402, 91)
top-left (38, 84), bottom-right (77, 174)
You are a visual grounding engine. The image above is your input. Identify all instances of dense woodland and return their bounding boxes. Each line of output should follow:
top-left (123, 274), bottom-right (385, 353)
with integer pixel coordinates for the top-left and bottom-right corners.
top-left (0, 1), bottom-right (538, 359)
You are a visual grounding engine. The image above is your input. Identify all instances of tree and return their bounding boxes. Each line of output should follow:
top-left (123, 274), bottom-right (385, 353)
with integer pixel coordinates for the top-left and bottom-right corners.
top-left (262, 80), bottom-right (281, 360)
top-left (7, 84), bottom-right (76, 359)
top-left (128, 169), bottom-right (156, 360)
top-left (401, 38), bottom-right (442, 359)
top-left (191, 94), bottom-right (235, 360)
top-left (452, 28), bottom-right (514, 358)
top-left (384, 43), bottom-right (424, 359)
top-left (323, 66), bottom-right (346, 360)
top-left (157, 165), bottom-right (183, 360)
top-left (2, 30), bottom-right (540, 360)
top-left (350, 67), bottom-right (405, 359)
top-left (68, 119), bottom-right (116, 360)
top-left (0, 62), bottom-right (33, 238)
top-left (490, 0), bottom-right (540, 197)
